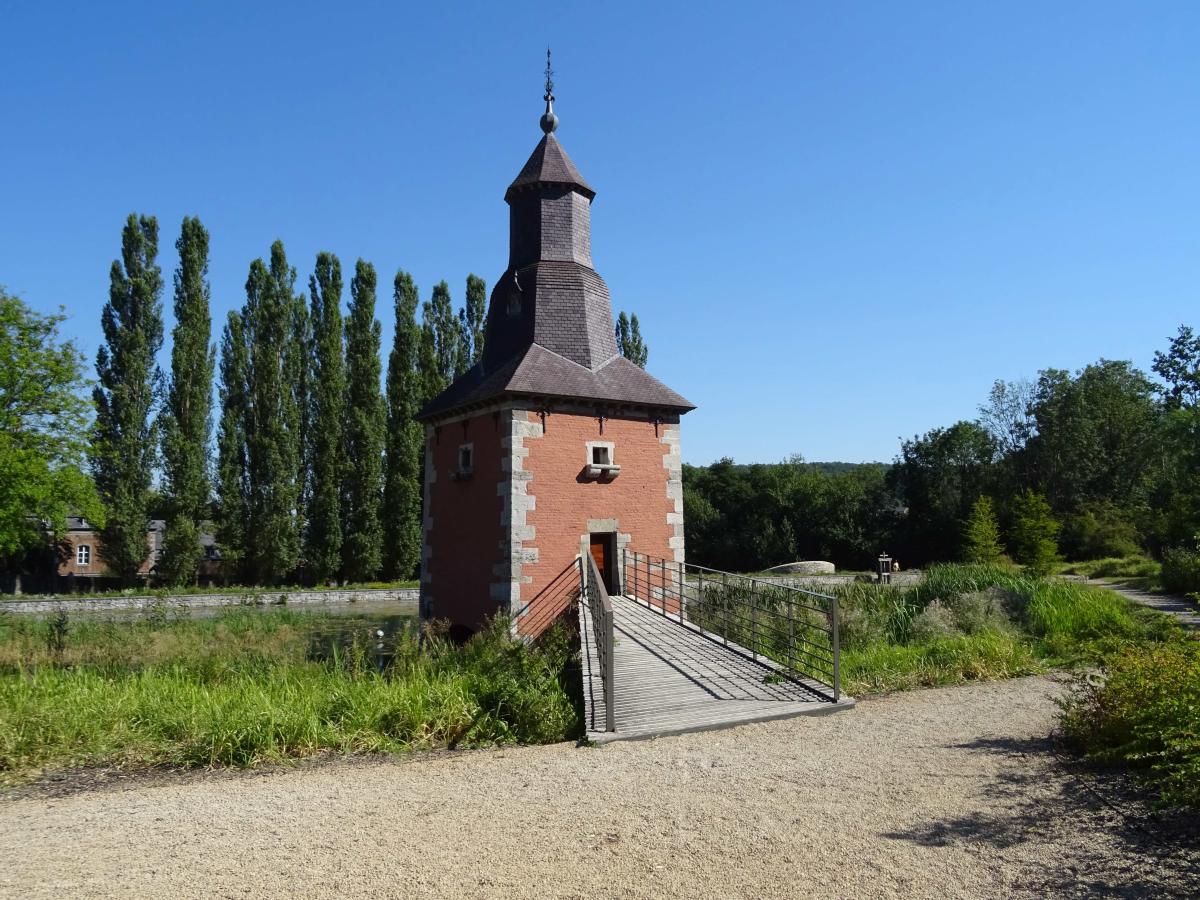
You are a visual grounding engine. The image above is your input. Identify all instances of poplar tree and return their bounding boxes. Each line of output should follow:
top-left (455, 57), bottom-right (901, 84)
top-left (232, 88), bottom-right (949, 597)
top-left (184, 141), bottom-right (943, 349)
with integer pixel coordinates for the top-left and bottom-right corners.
top-left (305, 253), bottom-right (346, 583)
top-left (420, 280), bottom-right (461, 399)
top-left (159, 217), bottom-right (215, 585)
top-left (287, 278), bottom-right (311, 549)
top-left (383, 270), bottom-right (423, 580)
top-left (343, 260), bottom-right (385, 582)
top-left (615, 311), bottom-right (649, 368)
top-left (461, 273), bottom-right (487, 367)
top-left (214, 310), bottom-right (249, 581)
top-left (92, 214), bottom-right (164, 582)
top-left (243, 242), bottom-right (303, 584)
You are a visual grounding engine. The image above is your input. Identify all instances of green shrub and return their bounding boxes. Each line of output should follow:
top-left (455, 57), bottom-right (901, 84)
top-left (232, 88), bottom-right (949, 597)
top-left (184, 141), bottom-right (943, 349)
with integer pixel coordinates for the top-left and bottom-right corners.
top-left (1060, 503), bottom-right (1142, 560)
top-left (909, 600), bottom-right (960, 643)
top-left (1060, 640), bottom-right (1200, 808)
top-left (1160, 546), bottom-right (1200, 594)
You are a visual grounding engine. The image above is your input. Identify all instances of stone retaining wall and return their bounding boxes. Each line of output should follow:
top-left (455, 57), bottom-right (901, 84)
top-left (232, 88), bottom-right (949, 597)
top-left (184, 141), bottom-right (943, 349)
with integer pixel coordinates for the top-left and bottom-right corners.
top-left (0, 588), bottom-right (419, 615)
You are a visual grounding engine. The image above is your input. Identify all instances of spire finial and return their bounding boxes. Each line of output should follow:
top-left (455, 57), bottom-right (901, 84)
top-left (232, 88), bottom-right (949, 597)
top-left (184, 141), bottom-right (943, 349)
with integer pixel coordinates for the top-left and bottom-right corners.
top-left (540, 47), bottom-right (559, 134)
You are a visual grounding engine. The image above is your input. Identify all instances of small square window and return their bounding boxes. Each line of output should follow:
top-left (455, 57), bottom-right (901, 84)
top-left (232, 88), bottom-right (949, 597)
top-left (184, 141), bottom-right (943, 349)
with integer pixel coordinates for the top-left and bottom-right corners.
top-left (585, 441), bottom-right (619, 479)
top-left (77, 545), bottom-right (91, 566)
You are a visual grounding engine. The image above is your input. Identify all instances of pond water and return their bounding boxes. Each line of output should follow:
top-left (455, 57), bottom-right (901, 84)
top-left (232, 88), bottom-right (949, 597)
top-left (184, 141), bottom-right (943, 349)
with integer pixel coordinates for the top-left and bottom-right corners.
top-left (58, 599), bottom-right (421, 672)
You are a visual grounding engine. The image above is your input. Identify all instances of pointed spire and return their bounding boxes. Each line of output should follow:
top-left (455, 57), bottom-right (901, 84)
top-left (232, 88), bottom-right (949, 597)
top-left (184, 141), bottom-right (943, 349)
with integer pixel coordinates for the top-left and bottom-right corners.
top-left (540, 47), bottom-right (559, 134)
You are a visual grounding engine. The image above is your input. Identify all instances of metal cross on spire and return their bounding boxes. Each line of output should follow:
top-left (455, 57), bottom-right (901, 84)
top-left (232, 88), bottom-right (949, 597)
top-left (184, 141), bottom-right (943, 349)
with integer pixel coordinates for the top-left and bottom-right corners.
top-left (540, 47), bottom-right (559, 134)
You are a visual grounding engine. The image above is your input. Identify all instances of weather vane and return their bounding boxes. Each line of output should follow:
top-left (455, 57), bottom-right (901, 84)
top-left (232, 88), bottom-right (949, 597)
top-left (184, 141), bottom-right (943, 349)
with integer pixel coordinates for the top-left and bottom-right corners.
top-left (540, 47), bottom-right (559, 134)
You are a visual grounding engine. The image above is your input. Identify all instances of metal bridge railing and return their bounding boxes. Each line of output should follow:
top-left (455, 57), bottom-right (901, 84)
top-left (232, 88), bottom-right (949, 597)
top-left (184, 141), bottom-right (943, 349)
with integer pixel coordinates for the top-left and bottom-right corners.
top-left (580, 553), bottom-right (615, 732)
top-left (622, 550), bottom-right (841, 702)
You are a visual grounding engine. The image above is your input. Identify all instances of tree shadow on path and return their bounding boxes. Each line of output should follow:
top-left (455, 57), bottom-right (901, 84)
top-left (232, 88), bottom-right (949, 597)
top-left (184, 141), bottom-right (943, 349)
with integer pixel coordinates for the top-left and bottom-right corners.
top-left (881, 734), bottom-right (1200, 898)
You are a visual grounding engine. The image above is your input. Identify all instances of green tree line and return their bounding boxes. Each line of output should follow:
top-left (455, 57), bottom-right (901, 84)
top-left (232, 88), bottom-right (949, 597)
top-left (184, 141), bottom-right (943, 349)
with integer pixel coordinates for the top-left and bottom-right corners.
top-left (686, 329), bottom-right (1200, 575)
top-left (3, 213), bottom-right (657, 590)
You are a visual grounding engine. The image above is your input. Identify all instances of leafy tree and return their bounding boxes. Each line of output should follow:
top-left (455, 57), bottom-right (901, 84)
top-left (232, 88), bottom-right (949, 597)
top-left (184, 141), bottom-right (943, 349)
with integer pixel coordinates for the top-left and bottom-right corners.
top-left (1010, 490), bottom-right (1061, 576)
top-left (615, 311), bottom-right (648, 368)
top-left (383, 270), bottom-right (423, 580)
top-left (1152, 325), bottom-right (1200, 410)
top-left (1026, 361), bottom-right (1157, 516)
top-left (977, 378), bottom-right (1035, 458)
top-left (305, 253), bottom-right (346, 584)
top-left (889, 421), bottom-right (996, 565)
top-left (214, 310), bottom-right (249, 581)
top-left (342, 260), bottom-right (385, 582)
top-left (963, 495), bottom-right (1004, 564)
top-left (683, 457), bottom-right (896, 572)
top-left (1149, 325), bottom-right (1200, 549)
top-left (461, 273), bottom-right (487, 367)
top-left (91, 214), bottom-right (164, 582)
top-left (242, 242), bottom-right (303, 584)
top-left (159, 217), bottom-right (215, 585)
top-left (0, 288), bottom-right (104, 568)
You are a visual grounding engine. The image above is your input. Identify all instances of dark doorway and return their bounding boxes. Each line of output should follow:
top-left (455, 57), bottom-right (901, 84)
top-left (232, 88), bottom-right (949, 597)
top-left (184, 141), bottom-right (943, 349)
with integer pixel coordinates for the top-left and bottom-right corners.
top-left (589, 533), bottom-right (617, 594)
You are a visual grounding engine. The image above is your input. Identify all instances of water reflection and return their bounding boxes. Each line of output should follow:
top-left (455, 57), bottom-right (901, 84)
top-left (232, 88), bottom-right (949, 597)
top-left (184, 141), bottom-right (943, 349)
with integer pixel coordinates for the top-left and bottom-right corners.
top-left (305, 612), bottom-right (418, 674)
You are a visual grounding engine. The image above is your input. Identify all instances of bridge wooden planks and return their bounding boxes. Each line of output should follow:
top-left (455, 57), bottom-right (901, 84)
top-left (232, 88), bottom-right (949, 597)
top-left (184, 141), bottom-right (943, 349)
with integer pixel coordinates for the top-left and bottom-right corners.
top-left (582, 594), bottom-right (853, 742)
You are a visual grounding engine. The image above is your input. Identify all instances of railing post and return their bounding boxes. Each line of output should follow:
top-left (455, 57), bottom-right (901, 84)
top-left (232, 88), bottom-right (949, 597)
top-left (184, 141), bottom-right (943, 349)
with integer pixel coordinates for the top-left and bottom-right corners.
top-left (787, 594), bottom-right (795, 675)
top-left (722, 571), bottom-right (729, 647)
top-left (751, 583), bottom-right (758, 661)
top-left (832, 594), bottom-right (841, 702)
top-left (605, 604), bottom-right (615, 732)
top-left (678, 560), bottom-right (685, 624)
top-left (662, 556), bottom-right (672, 619)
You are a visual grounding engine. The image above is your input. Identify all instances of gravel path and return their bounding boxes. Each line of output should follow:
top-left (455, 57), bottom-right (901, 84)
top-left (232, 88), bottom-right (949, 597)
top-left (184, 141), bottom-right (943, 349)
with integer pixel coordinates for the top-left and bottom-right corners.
top-left (1, 675), bottom-right (1196, 899)
top-left (1097, 581), bottom-right (1200, 629)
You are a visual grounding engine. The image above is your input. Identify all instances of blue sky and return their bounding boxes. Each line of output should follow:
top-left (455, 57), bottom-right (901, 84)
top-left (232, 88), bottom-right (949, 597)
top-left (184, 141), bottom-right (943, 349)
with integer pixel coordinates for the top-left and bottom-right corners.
top-left (2, 2), bottom-right (1197, 465)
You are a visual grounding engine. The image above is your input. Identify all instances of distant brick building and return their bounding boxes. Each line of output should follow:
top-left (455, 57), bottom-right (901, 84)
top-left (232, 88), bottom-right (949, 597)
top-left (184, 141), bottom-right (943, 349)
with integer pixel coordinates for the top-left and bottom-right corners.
top-left (416, 81), bottom-right (694, 635)
top-left (54, 516), bottom-right (164, 581)
top-left (3, 517), bottom-right (223, 593)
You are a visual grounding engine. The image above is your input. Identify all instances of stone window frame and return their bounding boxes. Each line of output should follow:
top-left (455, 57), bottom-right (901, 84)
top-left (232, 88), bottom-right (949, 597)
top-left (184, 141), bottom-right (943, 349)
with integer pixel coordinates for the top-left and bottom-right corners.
top-left (585, 440), bottom-right (620, 480)
top-left (76, 544), bottom-right (91, 566)
top-left (454, 442), bottom-right (475, 481)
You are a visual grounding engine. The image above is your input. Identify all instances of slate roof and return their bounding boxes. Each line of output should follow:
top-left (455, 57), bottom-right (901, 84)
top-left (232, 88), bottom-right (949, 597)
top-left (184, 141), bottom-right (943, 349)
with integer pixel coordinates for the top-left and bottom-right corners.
top-left (506, 134), bottom-right (594, 201)
top-left (418, 125), bottom-right (693, 422)
top-left (419, 343), bottom-right (694, 420)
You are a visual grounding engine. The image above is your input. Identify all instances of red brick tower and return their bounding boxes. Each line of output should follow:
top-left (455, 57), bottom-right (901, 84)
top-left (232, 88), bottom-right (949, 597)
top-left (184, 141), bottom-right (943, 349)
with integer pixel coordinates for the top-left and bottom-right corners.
top-left (416, 70), bottom-right (694, 635)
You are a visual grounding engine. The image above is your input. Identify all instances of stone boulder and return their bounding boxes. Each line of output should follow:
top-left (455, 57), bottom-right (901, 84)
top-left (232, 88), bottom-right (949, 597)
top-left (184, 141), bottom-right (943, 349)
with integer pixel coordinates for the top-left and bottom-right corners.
top-left (764, 561), bottom-right (836, 575)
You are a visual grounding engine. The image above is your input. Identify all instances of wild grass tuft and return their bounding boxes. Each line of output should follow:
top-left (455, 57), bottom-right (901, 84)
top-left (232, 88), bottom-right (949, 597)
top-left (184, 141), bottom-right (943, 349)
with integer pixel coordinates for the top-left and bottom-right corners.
top-left (0, 609), bottom-right (579, 783)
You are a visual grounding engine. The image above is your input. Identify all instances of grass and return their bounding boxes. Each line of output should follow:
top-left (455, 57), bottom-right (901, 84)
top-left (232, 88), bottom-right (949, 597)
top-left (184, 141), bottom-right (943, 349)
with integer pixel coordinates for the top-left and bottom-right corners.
top-left (0, 610), bottom-right (579, 784)
top-left (3, 580), bottom-right (420, 603)
top-left (695, 563), bottom-right (1184, 697)
top-left (1057, 555), bottom-right (1161, 583)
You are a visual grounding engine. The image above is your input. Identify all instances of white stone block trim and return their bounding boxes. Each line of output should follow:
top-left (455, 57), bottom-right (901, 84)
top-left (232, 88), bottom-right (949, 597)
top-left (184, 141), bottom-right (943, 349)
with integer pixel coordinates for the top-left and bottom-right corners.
top-left (493, 408), bottom-right (544, 629)
top-left (661, 423), bottom-right (686, 563)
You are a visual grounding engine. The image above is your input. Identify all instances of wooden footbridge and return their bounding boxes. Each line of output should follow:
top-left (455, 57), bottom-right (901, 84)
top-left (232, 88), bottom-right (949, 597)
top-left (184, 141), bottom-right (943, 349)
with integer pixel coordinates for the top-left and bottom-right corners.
top-left (578, 551), bottom-right (854, 742)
